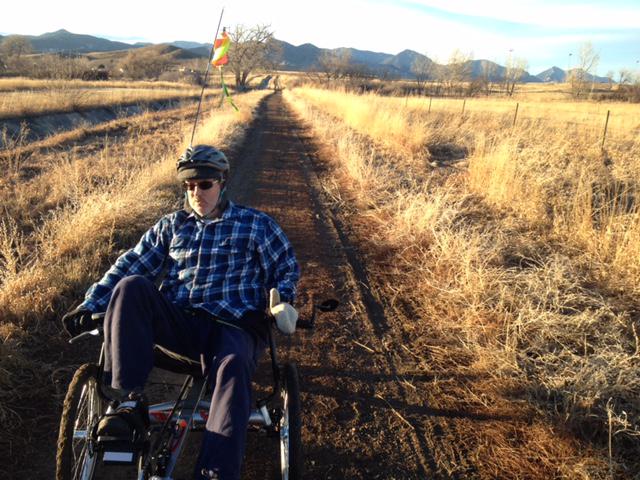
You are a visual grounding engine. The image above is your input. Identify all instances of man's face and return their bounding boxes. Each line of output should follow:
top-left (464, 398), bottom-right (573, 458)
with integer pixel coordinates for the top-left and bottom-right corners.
top-left (184, 178), bottom-right (222, 217)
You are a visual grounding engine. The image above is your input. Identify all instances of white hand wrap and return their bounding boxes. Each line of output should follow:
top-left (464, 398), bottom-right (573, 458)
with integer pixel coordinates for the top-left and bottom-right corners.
top-left (269, 288), bottom-right (298, 335)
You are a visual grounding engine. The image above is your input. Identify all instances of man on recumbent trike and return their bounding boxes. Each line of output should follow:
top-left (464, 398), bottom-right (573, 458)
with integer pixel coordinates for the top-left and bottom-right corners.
top-left (62, 144), bottom-right (300, 480)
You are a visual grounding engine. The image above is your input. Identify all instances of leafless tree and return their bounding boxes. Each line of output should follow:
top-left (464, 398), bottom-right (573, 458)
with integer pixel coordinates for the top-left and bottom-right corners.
top-left (31, 54), bottom-right (91, 79)
top-left (618, 68), bottom-right (633, 85)
top-left (444, 49), bottom-right (473, 96)
top-left (0, 36), bottom-right (33, 74)
top-left (317, 50), bottom-right (352, 81)
top-left (344, 62), bottom-right (372, 81)
top-left (227, 24), bottom-right (280, 90)
top-left (0, 36), bottom-right (33, 58)
top-left (605, 70), bottom-right (615, 90)
top-left (571, 41), bottom-right (600, 98)
top-left (479, 60), bottom-right (499, 96)
top-left (118, 50), bottom-right (171, 80)
top-left (411, 55), bottom-right (432, 90)
top-left (503, 56), bottom-right (528, 96)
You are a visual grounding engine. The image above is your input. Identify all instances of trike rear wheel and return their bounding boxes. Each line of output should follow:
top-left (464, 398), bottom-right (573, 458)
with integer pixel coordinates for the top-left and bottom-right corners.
top-left (279, 362), bottom-right (303, 480)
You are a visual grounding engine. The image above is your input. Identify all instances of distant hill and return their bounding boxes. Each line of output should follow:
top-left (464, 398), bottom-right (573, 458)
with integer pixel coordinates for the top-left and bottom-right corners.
top-left (466, 59), bottom-right (541, 83)
top-left (171, 41), bottom-right (209, 50)
top-left (536, 66), bottom-right (566, 82)
top-left (274, 40), bottom-right (322, 70)
top-left (186, 46), bottom-right (211, 58)
top-left (382, 49), bottom-right (429, 73)
top-left (24, 29), bottom-right (138, 53)
top-left (2, 28), bottom-right (596, 83)
top-left (138, 44), bottom-right (202, 60)
top-left (270, 42), bottom-right (546, 83)
top-left (582, 71), bottom-right (610, 84)
top-left (535, 66), bottom-right (610, 83)
top-left (338, 46), bottom-right (390, 67)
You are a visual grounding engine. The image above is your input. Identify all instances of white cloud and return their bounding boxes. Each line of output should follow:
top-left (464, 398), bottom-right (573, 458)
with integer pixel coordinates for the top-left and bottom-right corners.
top-left (401, 0), bottom-right (640, 29)
top-left (2, 0), bottom-right (635, 72)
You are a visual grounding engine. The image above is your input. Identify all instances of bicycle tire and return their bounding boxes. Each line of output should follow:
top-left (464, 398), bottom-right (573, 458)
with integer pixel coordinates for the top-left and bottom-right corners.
top-left (56, 363), bottom-right (104, 480)
top-left (279, 362), bottom-right (303, 480)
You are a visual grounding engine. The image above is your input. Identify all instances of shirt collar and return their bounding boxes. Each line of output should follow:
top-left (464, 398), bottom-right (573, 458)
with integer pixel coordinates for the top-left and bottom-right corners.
top-left (187, 200), bottom-right (239, 224)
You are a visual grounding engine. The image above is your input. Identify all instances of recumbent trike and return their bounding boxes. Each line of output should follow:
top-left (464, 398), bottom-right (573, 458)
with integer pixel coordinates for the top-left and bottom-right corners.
top-left (56, 297), bottom-right (338, 480)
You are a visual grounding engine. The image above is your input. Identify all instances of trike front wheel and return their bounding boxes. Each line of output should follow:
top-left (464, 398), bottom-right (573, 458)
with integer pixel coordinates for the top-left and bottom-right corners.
top-left (56, 363), bottom-right (104, 480)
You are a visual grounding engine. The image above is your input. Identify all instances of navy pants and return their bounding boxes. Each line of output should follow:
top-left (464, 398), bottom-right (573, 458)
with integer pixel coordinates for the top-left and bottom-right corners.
top-left (103, 275), bottom-right (265, 480)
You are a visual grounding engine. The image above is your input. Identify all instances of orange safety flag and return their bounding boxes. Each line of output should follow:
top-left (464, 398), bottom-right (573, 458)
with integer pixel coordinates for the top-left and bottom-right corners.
top-left (210, 30), bottom-right (237, 112)
top-left (211, 31), bottom-right (230, 67)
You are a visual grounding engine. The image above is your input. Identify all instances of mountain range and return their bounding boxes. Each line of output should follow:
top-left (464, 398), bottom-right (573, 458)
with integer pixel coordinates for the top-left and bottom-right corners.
top-left (0, 29), bottom-right (610, 84)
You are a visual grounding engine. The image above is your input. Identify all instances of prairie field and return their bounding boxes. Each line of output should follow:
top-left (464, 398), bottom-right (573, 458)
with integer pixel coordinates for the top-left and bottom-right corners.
top-left (0, 77), bottom-right (197, 92)
top-left (1, 73), bottom-right (639, 478)
top-left (0, 87), bottom-right (269, 474)
top-left (0, 78), bottom-right (216, 119)
top-left (284, 85), bottom-right (640, 477)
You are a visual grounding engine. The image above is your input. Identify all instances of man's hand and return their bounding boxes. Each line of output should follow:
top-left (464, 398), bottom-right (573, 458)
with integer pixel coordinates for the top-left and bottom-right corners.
top-left (269, 288), bottom-right (298, 335)
top-left (62, 307), bottom-right (95, 337)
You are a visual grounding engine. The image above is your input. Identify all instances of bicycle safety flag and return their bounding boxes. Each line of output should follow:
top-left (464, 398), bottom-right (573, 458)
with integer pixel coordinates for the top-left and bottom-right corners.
top-left (211, 31), bottom-right (230, 67)
top-left (211, 30), bottom-right (238, 112)
top-left (220, 71), bottom-right (238, 112)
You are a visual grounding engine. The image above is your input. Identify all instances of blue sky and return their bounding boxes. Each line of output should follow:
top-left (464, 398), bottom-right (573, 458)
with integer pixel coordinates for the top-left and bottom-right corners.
top-left (3, 0), bottom-right (639, 75)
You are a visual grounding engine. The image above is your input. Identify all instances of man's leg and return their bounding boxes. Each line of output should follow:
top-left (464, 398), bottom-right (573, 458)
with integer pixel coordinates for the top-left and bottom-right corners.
top-left (195, 326), bottom-right (264, 480)
top-left (103, 275), bottom-right (203, 391)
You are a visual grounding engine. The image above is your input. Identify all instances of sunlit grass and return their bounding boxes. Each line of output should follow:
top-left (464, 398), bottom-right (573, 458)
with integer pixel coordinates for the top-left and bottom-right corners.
top-left (285, 85), bottom-right (640, 477)
top-left (0, 90), bottom-right (269, 460)
top-left (0, 86), bottom-right (213, 119)
top-left (0, 77), bottom-right (196, 91)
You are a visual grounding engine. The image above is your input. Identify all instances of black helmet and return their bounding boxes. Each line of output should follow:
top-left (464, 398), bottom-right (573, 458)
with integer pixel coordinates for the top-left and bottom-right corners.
top-left (176, 145), bottom-right (230, 181)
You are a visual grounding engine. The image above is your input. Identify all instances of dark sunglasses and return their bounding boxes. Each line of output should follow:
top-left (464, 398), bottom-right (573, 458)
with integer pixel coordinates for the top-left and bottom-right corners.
top-left (183, 180), bottom-right (219, 191)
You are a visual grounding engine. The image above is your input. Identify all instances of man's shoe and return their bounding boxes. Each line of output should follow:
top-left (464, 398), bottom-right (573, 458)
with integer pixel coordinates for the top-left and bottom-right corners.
top-left (96, 392), bottom-right (149, 442)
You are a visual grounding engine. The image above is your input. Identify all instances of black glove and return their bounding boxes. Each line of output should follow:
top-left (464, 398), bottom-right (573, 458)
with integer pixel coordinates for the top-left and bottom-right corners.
top-left (62, 307), bottom-right (95, 337)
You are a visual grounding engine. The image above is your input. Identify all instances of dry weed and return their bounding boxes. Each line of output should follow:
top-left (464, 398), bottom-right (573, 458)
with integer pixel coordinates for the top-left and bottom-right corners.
top-left (285, 86), bottom-right (640, 477)
top-left (0, 86), bottom-right (214, 119)
top-left (0, 89), bottom-right (269, 473)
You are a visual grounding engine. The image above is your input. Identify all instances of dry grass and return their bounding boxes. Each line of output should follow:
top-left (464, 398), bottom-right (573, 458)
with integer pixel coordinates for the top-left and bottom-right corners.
top-left (285, 86), bottom-right (640, 477)
top-left (0, 90), bottom-right (268, 472)
top-left (0, 102), bottom-right (199, 164)
top-left (290, 87), bottom-right (639, 150)
top-left (0, 77), bottom-right (197, 91)
top-left (0, 86), bottom-right (213, 119)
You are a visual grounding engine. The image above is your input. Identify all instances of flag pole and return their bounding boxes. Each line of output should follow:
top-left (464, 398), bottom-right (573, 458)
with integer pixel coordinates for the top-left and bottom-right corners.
top-left (189, 7), bottom-right (225, 147)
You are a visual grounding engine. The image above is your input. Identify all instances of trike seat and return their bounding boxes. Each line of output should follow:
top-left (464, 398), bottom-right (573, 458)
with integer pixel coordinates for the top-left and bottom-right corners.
top-left (153, 345), bottom-right (203, 378)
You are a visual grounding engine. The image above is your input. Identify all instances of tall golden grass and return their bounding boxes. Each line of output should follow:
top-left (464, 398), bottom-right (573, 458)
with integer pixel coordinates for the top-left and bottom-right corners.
top-left (0, 86), bottom-right (211, 119)
top-left (284, 86), bottom-right (640, 477)
top-left (289, 87), bottom-right (640, 286)
top-left (0, 77), bottom-right (197, 91)
top-left (0, 90), bottom-right (268, 470)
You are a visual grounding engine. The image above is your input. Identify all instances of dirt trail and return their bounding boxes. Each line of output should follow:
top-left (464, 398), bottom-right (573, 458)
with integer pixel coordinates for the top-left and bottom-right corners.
top-left (229, 92), bottom-right (438, 478)
top-left (235, 93), bottom-right (534, 479)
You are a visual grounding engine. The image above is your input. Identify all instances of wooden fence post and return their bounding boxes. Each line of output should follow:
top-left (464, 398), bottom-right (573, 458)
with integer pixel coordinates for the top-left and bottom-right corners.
top-left (462, 99), bottom-right (466, 115)
top-left (601, 110), bottom-right (610, 150)
top-left (513, 102), bottom-right (519, 127)
top-left (428, 97), bottom-right (432, 113)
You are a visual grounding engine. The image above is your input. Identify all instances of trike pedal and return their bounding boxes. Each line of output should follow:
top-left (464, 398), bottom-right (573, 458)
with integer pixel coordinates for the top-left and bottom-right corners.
top-left (97, 435), bottom-right (142, 465)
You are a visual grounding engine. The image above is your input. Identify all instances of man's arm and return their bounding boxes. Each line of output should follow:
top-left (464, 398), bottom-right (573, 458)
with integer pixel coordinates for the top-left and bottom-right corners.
top-left (79, 215), bottom-right (174, 312)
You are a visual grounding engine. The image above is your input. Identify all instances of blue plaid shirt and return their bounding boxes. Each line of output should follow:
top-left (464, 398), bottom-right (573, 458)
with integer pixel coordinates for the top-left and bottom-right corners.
top-left (80, 201), bottom-right (300, 323)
